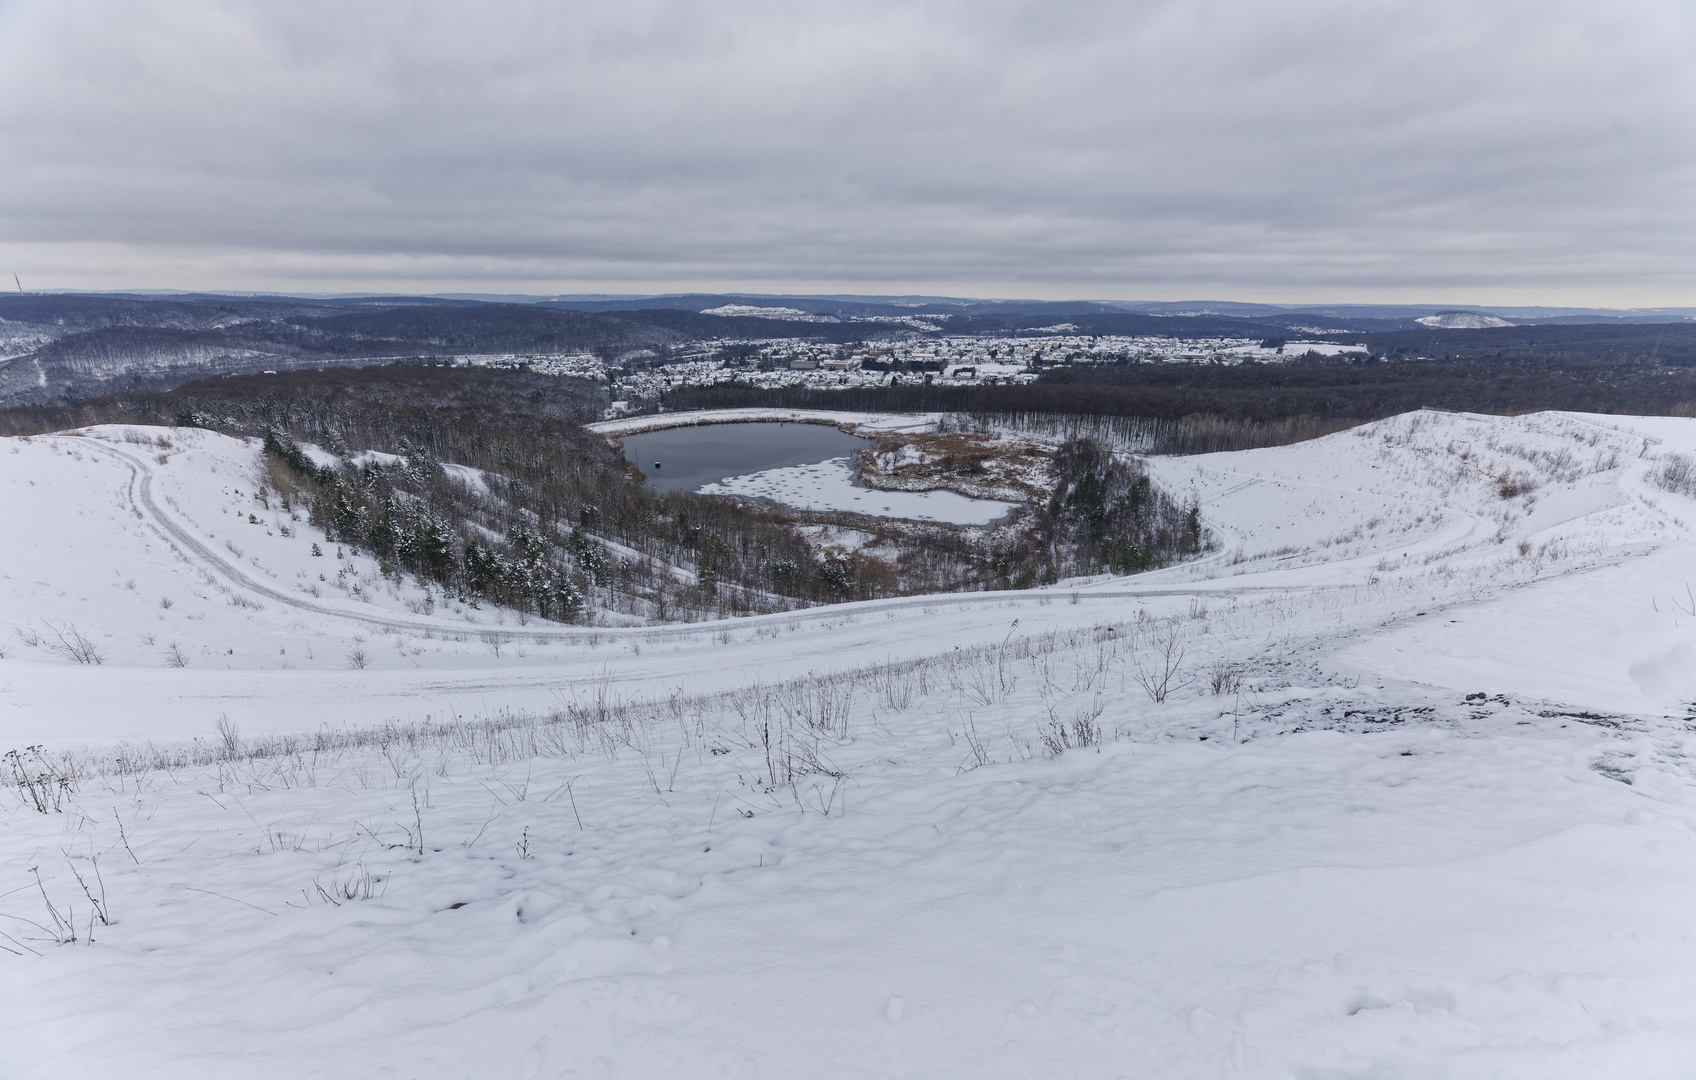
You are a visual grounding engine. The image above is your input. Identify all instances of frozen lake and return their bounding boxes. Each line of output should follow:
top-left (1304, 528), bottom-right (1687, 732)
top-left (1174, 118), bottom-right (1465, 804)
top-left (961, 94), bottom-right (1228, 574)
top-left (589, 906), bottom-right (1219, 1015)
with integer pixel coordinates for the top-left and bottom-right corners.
top-left (620, 421), bottom-right (1020, 525)
top-left (618, 421), bottom-right (867, 494)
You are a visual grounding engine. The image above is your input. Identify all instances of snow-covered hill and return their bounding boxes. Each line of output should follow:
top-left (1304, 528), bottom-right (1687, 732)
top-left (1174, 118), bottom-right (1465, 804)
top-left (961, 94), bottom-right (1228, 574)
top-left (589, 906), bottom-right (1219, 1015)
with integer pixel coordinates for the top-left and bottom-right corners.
top-left (1145, 409), bottom-right (1696, 712)
top-left (6, 411), bottom-right (1696, 1078)
top-left (1416, 311), bottom-right (1517, 328)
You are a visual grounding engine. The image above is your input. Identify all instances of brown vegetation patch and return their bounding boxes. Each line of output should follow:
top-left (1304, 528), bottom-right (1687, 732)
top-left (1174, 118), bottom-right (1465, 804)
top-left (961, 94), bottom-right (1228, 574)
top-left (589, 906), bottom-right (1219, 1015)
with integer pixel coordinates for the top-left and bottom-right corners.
top-left (858, 432), bottom-right (1051, 502)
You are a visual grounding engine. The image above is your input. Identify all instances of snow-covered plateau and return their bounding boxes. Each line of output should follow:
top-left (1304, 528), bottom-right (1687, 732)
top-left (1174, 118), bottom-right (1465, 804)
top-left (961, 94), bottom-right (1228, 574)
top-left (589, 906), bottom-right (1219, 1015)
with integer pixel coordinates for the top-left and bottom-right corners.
top-left (6, 409), bottom-right (1696, 1078)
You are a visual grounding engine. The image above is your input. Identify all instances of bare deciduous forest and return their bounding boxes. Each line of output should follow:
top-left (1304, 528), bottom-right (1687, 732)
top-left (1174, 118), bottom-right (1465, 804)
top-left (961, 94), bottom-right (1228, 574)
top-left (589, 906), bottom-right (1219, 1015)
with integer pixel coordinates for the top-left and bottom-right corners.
top-left (667, 353), bottom-right (1696, 427)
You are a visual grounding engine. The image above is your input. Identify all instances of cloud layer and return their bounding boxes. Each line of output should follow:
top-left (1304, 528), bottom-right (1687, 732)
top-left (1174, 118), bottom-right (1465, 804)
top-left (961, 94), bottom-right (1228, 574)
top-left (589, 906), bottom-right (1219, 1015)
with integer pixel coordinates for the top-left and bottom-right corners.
top-left (1, 0), bottom-right (1693, 300)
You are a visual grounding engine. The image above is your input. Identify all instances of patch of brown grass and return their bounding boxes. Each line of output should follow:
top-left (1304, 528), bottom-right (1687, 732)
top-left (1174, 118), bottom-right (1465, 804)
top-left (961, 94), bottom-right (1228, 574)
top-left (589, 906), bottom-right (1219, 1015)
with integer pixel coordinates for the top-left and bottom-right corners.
top-left (859, 432), bottom-right (1051, 501)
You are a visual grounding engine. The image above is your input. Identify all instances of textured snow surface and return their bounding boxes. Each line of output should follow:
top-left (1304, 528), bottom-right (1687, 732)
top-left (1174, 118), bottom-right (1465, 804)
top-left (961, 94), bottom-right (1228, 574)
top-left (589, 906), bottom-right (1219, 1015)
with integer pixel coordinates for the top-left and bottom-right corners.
top-left (6, 410), bottom-right (1696, 1077)
top-left (700, 455), bottom-right (1019, 524)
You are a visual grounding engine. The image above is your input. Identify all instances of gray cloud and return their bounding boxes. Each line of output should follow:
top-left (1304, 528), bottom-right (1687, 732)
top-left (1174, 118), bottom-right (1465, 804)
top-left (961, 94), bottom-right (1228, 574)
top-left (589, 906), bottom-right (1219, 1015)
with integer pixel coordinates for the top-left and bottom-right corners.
top-left (1, 0), bottom-right (1693, 301)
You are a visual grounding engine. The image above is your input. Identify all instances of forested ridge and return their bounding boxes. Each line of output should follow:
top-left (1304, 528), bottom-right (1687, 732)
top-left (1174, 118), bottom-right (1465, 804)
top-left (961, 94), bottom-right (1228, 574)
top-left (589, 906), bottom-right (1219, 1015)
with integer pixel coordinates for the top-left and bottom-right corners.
top-left (667, 354), bottom-right (1696, 427)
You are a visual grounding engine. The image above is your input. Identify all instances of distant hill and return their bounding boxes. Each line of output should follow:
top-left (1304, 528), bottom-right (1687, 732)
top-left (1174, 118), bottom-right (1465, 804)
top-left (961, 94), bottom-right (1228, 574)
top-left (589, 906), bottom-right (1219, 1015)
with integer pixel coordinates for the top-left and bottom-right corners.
top-left (1416, 311), bottom-right (1516, 329)
top-left (0, 295), bottom-right (911, 404)
top-left (4, 291), bottom-right (1694, 405)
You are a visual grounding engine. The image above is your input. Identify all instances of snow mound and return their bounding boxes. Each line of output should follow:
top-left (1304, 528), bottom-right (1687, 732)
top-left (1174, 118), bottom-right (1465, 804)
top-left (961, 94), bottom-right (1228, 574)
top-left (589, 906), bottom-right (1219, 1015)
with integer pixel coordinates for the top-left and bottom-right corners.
top-left (1146, 409), bottom-right (1696, 711)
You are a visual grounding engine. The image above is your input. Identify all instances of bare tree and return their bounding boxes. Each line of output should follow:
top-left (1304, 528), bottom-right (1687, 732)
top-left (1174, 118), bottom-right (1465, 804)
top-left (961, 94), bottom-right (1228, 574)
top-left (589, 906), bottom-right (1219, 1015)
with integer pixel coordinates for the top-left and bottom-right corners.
top-left (1130, 621), bottom-right (1191, 703)
top-left (44, 621), bottom-right (103, 665)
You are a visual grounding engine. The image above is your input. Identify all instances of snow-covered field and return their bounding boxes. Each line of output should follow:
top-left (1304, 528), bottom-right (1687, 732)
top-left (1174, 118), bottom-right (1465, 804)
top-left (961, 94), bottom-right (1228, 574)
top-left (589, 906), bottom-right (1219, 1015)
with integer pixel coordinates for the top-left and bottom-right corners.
top-left (700, 455), bottom-right (1019, 525)
top-left (7, 410), bottom-right (1696, 1077)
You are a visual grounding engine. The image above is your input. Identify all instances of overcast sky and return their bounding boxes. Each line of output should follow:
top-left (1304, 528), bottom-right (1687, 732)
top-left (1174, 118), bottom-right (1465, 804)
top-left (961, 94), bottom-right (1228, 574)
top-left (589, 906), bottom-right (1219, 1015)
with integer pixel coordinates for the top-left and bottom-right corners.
top-left (1, 0), bottom-right (1692, 304)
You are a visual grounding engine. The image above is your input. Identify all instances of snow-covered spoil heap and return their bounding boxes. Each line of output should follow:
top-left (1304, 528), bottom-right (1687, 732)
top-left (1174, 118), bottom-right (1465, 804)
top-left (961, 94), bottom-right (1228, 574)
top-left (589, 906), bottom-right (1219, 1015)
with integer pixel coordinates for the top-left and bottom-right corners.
top-left (8, 409), bottom-right (1696, 1076)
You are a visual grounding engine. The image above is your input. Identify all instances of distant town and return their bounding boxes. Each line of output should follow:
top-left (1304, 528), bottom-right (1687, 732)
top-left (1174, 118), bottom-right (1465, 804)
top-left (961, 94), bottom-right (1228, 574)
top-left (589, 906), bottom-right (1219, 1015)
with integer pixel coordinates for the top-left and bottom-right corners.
top-left (446, 332), bottom-right (1370, 415)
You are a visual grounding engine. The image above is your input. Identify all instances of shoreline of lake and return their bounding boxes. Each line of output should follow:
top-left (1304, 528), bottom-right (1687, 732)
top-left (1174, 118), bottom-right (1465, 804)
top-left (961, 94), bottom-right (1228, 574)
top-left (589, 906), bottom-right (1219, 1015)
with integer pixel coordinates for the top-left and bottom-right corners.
top-left (610, 419), bottom-right (1023, 526)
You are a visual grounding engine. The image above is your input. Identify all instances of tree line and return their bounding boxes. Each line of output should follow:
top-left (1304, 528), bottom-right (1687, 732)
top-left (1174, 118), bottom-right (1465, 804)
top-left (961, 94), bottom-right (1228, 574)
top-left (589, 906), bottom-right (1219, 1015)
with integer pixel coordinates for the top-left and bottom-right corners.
top-left (662, 353), bottom-right (1696, 430)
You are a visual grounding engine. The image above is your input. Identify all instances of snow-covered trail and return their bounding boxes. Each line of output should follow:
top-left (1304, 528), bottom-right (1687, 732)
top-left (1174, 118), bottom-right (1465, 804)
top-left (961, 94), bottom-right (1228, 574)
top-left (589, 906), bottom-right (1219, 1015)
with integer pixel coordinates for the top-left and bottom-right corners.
top-left (84, 436), bottom-right (485, 639)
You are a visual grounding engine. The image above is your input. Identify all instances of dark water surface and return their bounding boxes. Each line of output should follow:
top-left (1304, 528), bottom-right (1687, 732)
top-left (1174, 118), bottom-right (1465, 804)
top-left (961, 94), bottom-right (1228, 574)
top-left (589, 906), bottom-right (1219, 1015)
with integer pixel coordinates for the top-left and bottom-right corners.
top-left (618, 422), bottom-right (869, 493)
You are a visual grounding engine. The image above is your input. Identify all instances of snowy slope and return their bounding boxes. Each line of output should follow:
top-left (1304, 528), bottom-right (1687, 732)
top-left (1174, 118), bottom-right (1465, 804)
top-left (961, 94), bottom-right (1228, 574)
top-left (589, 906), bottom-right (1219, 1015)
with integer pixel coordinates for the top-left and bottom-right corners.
top-left (1143, 410), bottom-right (1696, 711)
top-left (6, 411), bottom-right (1696, 1077)
top-left (0, 426), bottom-right (522, 670)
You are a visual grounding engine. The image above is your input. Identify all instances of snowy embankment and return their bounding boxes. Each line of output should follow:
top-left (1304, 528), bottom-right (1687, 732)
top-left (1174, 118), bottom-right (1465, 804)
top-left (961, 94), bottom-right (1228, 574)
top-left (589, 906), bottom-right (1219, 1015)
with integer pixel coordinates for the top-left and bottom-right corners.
top-left (6, 410), bottom-right (1696, 1077)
